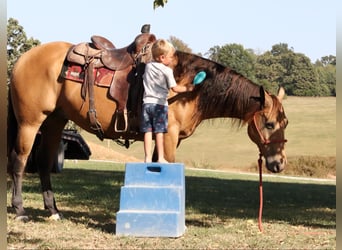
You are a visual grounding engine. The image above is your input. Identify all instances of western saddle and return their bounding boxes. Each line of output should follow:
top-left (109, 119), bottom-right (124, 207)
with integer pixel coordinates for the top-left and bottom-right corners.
top-left (64, 24), bottom-right (156, 141)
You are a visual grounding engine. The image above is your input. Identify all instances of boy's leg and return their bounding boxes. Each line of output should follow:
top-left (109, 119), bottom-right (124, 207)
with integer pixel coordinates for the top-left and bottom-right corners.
top-left (144, 132), bottom-right (153, 162)
top-left (155, 132), bottom-right (168, 163)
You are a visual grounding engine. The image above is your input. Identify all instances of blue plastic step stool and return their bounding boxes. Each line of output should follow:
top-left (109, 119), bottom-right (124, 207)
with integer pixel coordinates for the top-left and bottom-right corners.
top-left (116, 162), bottom-right (186, 237)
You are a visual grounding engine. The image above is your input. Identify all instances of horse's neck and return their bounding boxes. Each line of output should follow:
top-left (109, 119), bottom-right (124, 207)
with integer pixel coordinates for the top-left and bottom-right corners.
top-left (201, 106), bottom-right (257, 121)
top-left (198, 82), bottom-right (261, 122)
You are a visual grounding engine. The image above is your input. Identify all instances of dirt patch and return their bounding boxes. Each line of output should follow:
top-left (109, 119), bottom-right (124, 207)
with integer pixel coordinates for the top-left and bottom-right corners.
top-left (245, 155), bottom-right (336, 179)
top-left (86, 142), bottom-right (335, 180)
top-left (87, 141), bottom-right (141, 163)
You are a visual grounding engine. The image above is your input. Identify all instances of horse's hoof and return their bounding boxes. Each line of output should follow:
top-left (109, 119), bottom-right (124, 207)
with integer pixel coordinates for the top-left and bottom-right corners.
top-left (15, 215), bottom-right (29, 222)
top-left (49, 213), bottom-right (63, 221)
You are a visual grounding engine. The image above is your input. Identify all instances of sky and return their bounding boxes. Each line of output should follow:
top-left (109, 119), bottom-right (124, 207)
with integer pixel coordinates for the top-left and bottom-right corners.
top-left (7, 0), bottom-right (336, 62)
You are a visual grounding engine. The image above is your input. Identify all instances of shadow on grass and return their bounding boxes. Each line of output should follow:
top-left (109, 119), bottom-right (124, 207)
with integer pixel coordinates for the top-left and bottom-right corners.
top-left (8, 168), bottom-right (335, 233)
top-left (185, 175), bottom-right (335, 229)
top-left (7, 230), bottom-right (46, 246)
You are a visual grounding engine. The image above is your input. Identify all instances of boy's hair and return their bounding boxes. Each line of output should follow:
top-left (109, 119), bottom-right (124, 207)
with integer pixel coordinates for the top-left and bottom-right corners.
top-left (151, 39), bottom-right (175, 61)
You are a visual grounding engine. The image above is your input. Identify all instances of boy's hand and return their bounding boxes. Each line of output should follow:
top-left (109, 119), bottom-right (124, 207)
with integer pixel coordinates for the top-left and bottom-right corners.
top-left (186, 84), bottom-right (195, 91)
top-left (171, 84), bottom-right (195, 93)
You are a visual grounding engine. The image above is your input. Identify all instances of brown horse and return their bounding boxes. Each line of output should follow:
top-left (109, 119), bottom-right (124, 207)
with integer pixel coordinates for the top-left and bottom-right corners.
top-left (7, 34), bottom-right (288, 221)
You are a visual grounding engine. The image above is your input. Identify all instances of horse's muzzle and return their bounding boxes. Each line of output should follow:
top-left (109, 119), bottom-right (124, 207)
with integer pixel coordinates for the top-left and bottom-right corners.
top-left (265, 156), bottom-right (286, 173)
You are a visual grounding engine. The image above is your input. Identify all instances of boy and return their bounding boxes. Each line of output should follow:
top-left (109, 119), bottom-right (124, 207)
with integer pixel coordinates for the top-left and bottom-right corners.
top-left (141, 39), bottom-right (194, 162)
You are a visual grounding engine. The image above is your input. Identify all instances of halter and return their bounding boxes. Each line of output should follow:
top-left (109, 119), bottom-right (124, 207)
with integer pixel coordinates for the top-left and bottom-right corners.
top-left (253, 113), bottom-right (288, 145)
top-left (252, 112), bottom-right (288, 232)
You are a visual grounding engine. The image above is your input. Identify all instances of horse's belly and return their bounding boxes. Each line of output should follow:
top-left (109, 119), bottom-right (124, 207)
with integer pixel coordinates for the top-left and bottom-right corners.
top-left (60, 80), bottom-right (118, 136)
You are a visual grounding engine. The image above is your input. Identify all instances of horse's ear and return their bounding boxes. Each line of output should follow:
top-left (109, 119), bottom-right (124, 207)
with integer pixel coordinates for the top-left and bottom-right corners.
top-left (250, 86), bottom-right (265, 109)
top-left (277, 86), bottom-right (285, 102)
top-left (259, 86), bottom-right (265, 109)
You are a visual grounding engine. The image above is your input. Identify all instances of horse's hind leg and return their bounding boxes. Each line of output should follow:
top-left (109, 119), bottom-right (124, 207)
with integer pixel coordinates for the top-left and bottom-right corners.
top-left (8, 124), bottom-right (41, 220)
top-left (37, 112), bottom-right (67, 220)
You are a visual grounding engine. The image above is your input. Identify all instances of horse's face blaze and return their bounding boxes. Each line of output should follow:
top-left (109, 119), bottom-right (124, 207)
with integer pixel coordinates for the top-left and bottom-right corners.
top-left (247, 90), bottom-right (288, 173)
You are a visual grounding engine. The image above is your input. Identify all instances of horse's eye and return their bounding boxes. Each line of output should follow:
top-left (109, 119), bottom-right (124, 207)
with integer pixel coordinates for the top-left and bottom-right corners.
top-left (265, 122), bottom-right (275, 130)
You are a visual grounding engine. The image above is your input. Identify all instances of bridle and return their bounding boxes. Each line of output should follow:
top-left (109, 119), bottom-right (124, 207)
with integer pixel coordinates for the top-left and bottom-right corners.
top-left (252, 112), bottom-right (288, 145)
top-left (252, 111), bottom-right (288, 232)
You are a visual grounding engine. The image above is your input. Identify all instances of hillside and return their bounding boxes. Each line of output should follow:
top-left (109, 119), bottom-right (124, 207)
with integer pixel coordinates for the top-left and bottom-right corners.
top-left (81, 97), bottom-right (336, 178)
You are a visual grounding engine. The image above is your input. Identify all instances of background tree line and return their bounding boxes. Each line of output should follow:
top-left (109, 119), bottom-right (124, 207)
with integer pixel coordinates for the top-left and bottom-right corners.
top-left (8, 17), bottom-right (335, 96)
top-left (205, 43), bottom-right (335, 96)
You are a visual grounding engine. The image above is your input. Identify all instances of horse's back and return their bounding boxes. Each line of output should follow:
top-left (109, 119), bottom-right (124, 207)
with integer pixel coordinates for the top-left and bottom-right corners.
top-left (10, 42), bottom-right (73, 125)
top-left (12, 41), bottom-right (72, 83)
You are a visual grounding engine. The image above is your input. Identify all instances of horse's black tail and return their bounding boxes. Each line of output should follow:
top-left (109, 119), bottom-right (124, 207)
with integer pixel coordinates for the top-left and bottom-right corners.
top-left (7, 88), bottom-right (18, 158)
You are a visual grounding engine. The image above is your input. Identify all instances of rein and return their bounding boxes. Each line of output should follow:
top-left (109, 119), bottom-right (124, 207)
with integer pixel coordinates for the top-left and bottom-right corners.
top-left (257, 153), bottom-right (264, 232)
top-left (253, 113), bottom-right (288, 233)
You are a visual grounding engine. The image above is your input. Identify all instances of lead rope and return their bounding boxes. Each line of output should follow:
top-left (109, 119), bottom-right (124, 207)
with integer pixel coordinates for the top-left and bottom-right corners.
top-left (252, 112), bottom-right (287, 233)
top-left (258, 153), bottom-right (264, 232)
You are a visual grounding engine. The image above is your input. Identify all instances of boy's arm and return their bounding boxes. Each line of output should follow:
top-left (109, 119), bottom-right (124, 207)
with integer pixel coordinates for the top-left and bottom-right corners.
top-left (171, 84), bottom-right (194, 93)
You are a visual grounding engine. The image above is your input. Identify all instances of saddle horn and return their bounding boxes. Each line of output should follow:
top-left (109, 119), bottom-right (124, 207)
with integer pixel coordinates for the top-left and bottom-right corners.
top-left (141, 24), bottom-right (151, 33)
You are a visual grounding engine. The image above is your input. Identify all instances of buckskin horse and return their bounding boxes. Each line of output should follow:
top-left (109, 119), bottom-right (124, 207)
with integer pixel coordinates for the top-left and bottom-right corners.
top-left (7, 28), bottom-right (288, 221)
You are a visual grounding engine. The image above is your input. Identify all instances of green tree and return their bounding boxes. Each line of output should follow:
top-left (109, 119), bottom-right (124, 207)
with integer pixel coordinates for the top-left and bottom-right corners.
top-left (169, 36), bottom-right (192, 53)
top-left (7, 18), bottom-right (40, 84)
top-left (318, 55), bottom-right (336, 66)
top-left (314, 56), bottom-right (336, 96)
top-left (206, 45), bottom-right (220, 62)
top-left (286, 53), bottom-right (318, 96)
top-left (254, 50), bottom-right (287, 94)
top-left (255, 43), bottom-right (319, 96)
top-left (206, 43), bottom-right (256, 81)
top-left (154, 0), bottom-right (168, 9)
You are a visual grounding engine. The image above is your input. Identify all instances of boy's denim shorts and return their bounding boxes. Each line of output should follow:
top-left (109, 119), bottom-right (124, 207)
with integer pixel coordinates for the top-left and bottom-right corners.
top-left (140, 103), bottom-right (168, 133)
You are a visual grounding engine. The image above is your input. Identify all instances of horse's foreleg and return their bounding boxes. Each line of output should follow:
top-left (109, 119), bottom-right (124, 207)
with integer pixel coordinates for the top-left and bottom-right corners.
top-left (37, 115), bottom-right (67, 220)
top-left (163, 126), bottom-right (180, 162)
top-left (8, 125), bottom-right (40, 221)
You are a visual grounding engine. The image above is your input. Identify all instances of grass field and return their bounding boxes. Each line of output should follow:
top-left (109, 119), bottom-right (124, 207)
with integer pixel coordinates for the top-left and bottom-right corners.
top-left (82, 97), bottom-right (336, 173)
top-left (7, 161), bottom-right (336, 249)
top-left (7, 97), bottom-right (336, 249)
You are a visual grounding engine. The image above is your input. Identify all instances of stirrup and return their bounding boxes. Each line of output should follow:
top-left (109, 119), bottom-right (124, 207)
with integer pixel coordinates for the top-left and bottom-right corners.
top-left (114, 109), bottom-right (128, 133)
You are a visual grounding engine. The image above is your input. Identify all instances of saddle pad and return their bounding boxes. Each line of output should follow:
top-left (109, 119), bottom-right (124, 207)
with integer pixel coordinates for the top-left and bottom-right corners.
top-left (60, 63), bottom-right (114, 87)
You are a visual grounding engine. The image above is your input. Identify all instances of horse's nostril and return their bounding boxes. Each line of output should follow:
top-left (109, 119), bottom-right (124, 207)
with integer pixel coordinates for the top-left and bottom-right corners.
top-left (275, 165), bottom-right (280, 172)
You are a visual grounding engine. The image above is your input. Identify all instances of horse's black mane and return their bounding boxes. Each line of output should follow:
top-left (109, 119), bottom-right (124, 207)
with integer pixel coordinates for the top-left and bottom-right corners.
top-left (174, 51), bottom-right (262, 123)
